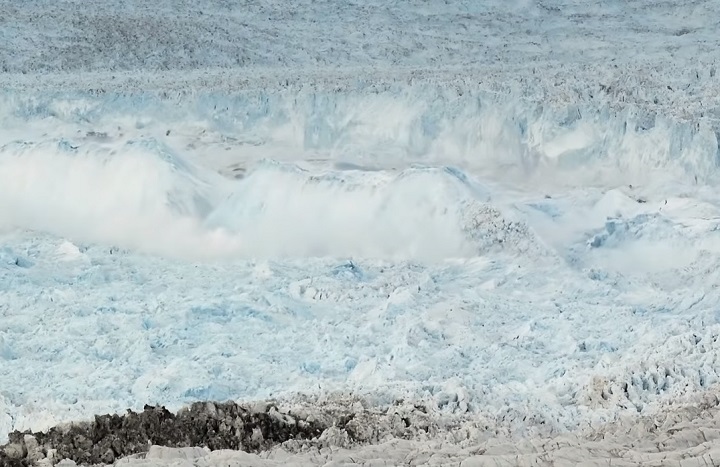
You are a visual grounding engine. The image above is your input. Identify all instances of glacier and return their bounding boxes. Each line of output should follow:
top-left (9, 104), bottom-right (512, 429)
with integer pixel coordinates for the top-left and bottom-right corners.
top-left (2, 0), bottom-right (720, 464)
top-left (2, 82), bottom-right (720, 445)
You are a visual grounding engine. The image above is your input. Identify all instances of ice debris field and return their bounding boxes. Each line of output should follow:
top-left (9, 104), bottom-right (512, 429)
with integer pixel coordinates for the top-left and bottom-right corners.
top-left (2, 0), bottom-right (720, 465)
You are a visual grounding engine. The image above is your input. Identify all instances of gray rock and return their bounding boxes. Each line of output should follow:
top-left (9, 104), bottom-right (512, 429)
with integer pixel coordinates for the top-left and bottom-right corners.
top-left (1, 402), bottom-right (327, 466)
top-left (22, 437), bottom-right (43, 463)
top-left (2, 443), bottom-right (27, 460)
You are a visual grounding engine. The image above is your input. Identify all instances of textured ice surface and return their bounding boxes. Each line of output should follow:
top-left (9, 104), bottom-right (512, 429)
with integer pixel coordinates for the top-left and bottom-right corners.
top-left (2, 0), bottom-right (720, 462)
top-left (1, 0), bottom-right (718, 73)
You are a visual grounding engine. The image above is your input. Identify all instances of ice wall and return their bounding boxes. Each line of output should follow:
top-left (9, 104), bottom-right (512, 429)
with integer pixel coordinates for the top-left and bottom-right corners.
top-left (1, 85), bottom-right (717, 259)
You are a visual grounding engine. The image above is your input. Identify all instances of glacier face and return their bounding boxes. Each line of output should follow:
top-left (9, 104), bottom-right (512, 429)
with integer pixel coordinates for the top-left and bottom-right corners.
top-left (1, 86), bottom-right (718, 259)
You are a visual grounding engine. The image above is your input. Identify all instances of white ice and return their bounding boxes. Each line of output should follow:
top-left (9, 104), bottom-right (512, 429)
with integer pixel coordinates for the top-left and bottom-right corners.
top-left (2, 0), bottom-right (720, 464)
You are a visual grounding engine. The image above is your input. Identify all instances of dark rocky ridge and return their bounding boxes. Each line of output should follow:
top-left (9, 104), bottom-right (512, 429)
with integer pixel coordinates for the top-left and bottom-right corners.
top-left (0, 402), bottom-right (334, 467)
top-left (0, 396), bottom-right (459, 467)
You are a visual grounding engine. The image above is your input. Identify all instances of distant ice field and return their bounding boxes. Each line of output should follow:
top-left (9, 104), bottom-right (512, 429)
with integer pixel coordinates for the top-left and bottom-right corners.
top-left (2, 80), bottom-right (720, 447)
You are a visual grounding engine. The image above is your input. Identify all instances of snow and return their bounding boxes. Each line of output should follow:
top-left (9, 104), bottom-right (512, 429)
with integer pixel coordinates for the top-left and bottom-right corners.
top-left (2, 0), bottom-right (720, 464)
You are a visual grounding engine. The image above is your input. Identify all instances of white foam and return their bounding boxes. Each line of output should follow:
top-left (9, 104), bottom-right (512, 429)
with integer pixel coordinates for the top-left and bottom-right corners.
top-left (0, 138), bottom-right (235, 260)
top-left (204, 164), bottom-right (495, 260)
